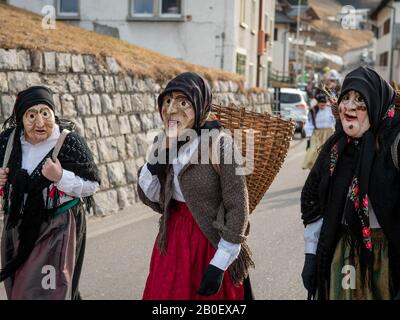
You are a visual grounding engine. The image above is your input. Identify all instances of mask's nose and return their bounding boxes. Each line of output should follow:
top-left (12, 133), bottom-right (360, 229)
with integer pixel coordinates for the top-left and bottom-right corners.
top-left (166, 98), bottom-right (177, 115)
top-left (35, 114), bottom-right (45, 127)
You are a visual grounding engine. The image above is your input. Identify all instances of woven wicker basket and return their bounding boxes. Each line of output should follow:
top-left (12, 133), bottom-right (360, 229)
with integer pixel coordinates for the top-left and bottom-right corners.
top-left (211, 104), bottom-right (295, 214)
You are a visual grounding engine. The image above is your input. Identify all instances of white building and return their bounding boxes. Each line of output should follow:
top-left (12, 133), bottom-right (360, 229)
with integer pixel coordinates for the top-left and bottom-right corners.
top-left (370, 0), bottom-right (400, 83)
top-left (272, 0), bottom-right (295, 83)
top-left (4, 0), bottom-right (276, 88)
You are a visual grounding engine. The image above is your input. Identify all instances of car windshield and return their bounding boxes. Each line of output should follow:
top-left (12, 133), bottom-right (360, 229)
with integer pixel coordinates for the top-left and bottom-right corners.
top-left (280, 93), bottom-right (301, 104)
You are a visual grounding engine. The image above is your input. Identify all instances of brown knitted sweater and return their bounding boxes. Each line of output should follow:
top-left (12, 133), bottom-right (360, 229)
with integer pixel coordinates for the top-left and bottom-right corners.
top-left (137, 133), bottom-right (254, 284)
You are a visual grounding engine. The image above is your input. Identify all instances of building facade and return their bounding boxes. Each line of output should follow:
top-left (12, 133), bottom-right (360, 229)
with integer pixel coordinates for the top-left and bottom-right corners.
top-left (5, 0), bottom-right (276, 88)
top-left (370, 0), bottom-right (400, 83)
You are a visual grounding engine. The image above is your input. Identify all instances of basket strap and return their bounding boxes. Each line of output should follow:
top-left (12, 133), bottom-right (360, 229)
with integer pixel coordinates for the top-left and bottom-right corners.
top-left (209, 142), bottom-right (220, 175)
top-left (209, 132), bottom-right (224, 176)
top-left (391, 131), bottom-right (400, 170)
top-left (52, 129), bottom-right (71, 162)
top-left (2, 128), bottom-right (16, 169)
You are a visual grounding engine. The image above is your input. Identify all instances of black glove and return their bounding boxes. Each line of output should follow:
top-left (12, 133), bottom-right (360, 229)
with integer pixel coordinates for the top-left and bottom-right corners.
top-left (147, 147), bottom-right (169, 175)
top-left (197, 264), bottom-right (224, 296)
top-left (147, 136), bottom-right (191, 175)
top-left (306, 139), bottom-right (311, 150)
top-left (301, 253), bottom-right (317, 295)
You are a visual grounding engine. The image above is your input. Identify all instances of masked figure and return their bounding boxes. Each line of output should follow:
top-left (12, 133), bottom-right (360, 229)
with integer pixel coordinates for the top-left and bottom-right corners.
top-left (301, 67), bottom-right (400, 300)
top-left (323, 69), bottom-right (341, 97)
top-left (137, 72), bottom-right (254, 300)
top-left (0, 86), bottom-right (100, 299)
top-left (302, 89), bottom-right (336, 170)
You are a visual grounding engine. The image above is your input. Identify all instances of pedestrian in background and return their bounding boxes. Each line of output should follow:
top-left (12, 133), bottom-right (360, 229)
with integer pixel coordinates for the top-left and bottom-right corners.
top-left (302, 89), bottom-right (336, 170)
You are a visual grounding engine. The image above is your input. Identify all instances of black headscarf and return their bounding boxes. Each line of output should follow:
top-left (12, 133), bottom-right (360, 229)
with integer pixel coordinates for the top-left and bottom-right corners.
top-left (157, 72), bottom-right (219, 132)
top-left (13, 86), bottom-right (56, 123)
top-left (301, 66), bottom-right (400, 299)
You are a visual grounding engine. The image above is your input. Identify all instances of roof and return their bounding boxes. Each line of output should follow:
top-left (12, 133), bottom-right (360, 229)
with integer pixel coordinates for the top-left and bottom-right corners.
top-left (0, 3), bottom-right (242, 83)
top-left (287, 5), bottom-right (320, 20)
top-left (336, 0), bottom-right (383, 11)
top-left (307, 0), bottom-right (374, 55)
top-left (275, 11), bottom-right (296, 24)
top-left (370, 0), bottom-right (400, 19)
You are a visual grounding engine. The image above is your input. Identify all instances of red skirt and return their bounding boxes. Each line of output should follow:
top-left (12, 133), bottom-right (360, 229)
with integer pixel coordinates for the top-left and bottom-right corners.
top-left (142, 200), bottom-right (244, 300)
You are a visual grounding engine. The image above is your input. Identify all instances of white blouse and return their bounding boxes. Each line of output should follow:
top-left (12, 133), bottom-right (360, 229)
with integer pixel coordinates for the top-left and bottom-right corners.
top-left (304, 106), bottom-right (336, 138)
top-left (20, 125), bottom-right (99, 206)
top-left (138, 138), bottom-right (241, 271)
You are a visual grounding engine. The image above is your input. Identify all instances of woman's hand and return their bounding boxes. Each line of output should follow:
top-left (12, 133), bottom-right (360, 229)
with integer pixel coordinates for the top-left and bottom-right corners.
top-left (197, 264), bottom-right (224, 296)
top-left (42, 158), bottom-right (63, 182)
top-left (0, 168), bottom-right (9, 188)
top-left (301, 253), bottom-right (317, 296)
top-left (146, 133), bottom-right (170, 176)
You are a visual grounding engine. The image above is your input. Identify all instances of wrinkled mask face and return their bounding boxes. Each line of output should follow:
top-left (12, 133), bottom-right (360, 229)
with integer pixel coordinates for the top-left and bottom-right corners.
top-left (339, 90), bottom-right (370, 138)
top-left (23, 104), bottom-right (55, 144)
top-left (161, 91), bottom-right (195, 138)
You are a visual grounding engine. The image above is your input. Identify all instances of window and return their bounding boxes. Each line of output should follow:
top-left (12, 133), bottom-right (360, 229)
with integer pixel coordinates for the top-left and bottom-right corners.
top-left (57, 0), bottom-right (79, 17)
top-left (161, 0), bottom-right (181, 15)
top-left (132, 0), bottom-right (154, 16)
top-left (274, 28), bottom-right (278, 41)
top-left (264, 13), bottom-right (269, 33)
top-left (383, 18), bottom-right (391, 35)
top-left (249, 63), bottom-right (255, 87)
top-left (240, 0), bottom-right (247, 28)
top-left (372, 25), bottom-right (379, 39)
top-left (379, 51), bottom-right (389, 67)
top-left (280, 93), bottom-right (301, 104)
top-left (130, 0), bottom-right (183, 19)
top-left (251, 0), bottom-right (257, 33)
top-left (236, 53), bottom-right (247, 76)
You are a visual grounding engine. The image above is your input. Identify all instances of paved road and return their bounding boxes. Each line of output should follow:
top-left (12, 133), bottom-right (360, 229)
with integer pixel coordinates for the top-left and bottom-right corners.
top-left (0, 136), bottom-right (309, 300)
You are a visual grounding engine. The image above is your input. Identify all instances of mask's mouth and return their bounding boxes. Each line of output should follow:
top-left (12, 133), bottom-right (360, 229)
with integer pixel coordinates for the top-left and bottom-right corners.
top-left (343, 112), bottom-right (358, 122)
top-left (167, 119), bottom-right (181, 129)
top-left (35, 129), bottom-right (47, 134)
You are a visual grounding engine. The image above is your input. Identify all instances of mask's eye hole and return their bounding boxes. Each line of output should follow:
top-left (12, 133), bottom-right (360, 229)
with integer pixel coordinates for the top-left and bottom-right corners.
top-left (41, 109), bottom-right (51, 118)
top-left (166, 98), bottom-right (171, 104)
top-left (29, 113), bottom-right (35, 120)
top-left (342, 94), bottom-right (349, 100)
top-left (356, 96), bottom-right (364, 103)
top-left (181, 101), bottom-right (186, 107)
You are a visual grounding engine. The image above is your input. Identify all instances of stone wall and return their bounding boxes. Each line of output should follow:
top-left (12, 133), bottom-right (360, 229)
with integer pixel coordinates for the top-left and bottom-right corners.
top-left (0, 48), bottom-right (272, 216)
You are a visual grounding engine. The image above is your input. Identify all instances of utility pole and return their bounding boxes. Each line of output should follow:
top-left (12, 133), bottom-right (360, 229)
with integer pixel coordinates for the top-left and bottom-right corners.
top-left (256, 0), bottom-right (264, 87)
top-left (294, 0), bottom-right (301, 85)
top-left (387, 4), bottom-right (397, 83)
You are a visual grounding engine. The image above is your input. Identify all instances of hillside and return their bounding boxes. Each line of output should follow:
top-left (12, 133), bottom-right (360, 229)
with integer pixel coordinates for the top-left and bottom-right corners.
top-left (309, 0), bottom-right (374, 54)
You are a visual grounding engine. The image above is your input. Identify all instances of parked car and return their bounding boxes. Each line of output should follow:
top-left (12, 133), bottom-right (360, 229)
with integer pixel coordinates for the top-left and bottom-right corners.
top-left (278, 88), bottom-right (309, 138)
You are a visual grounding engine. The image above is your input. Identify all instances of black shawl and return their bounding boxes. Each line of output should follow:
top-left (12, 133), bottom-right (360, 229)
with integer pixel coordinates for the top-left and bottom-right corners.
top-left (301, 66), bottom-right (400, 299)
top-left (0, 123), bottom-right (100, 281)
